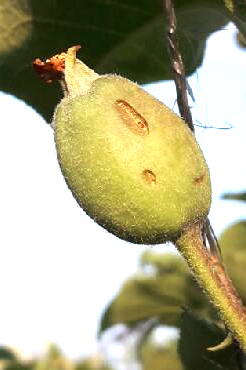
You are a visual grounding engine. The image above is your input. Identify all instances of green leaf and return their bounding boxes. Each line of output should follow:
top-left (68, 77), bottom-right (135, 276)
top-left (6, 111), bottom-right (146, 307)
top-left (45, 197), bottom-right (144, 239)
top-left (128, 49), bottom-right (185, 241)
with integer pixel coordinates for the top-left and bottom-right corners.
top-left (219, 221), bottom-right (246, 304)
top-left (140, 249), bottom-right (187, 275)
top-left (99, 252), bottom-right (215, 334)
top-left (220, 221), bottom-right (246, 253)
top-left (104, 275), bottom-right (184, 327)
top-left (178, 310), bottom-right (241, 370)
top-left (4, 363), bottom-right (34, 370)
top-left (140, 339), bottom-right (182, 370)
top-left (75, 358), bottom-right (111, 370)
top-left (34, 343), bottom-right (72, 370)
top-left (98, 300), bottom-right (115, 337)
top-left (0, 0), bottom-right (229, 121)
top-left (98, 255), bottom-right (187, 333)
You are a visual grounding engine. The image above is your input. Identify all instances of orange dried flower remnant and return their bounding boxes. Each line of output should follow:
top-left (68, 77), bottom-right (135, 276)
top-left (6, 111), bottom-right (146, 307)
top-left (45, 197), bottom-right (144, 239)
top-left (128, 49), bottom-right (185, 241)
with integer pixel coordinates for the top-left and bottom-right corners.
top-left (33, 52), bottom-right (66, 84)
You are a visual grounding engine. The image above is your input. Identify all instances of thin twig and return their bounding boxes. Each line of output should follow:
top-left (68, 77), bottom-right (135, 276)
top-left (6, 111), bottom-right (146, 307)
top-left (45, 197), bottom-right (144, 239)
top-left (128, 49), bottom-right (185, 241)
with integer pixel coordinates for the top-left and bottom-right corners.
top-left (163, 0), bottom-right (194, 132)
top-left (162, 0), bottom-right (221, 260)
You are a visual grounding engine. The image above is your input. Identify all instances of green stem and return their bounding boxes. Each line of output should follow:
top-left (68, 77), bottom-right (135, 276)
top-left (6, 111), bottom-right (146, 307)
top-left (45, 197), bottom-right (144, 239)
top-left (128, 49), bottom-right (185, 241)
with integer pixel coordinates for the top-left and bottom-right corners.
top-left (175, 222), bottom-right (246, 352)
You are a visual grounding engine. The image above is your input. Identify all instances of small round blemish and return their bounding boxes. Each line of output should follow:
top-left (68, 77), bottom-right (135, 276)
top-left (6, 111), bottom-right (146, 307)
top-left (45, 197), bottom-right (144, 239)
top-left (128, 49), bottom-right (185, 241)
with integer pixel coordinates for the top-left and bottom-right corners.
top-left (143, 169), bottom-right (156, 186)
top-left (194, 172), bottom-right (205, 184)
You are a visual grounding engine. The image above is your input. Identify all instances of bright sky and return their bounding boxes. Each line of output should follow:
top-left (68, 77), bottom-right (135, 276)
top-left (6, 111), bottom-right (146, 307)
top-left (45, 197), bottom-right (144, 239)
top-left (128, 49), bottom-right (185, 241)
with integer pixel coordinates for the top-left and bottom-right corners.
top-left (0, 23), bottom-right (246, 360)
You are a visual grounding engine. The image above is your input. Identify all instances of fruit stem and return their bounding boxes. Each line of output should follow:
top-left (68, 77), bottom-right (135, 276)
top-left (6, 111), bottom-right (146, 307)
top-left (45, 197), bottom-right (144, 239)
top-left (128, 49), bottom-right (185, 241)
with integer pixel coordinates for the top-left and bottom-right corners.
top-left (175, 222), bottom-right (246, 352)
top-left (64, 46), bottom-right (98, 98)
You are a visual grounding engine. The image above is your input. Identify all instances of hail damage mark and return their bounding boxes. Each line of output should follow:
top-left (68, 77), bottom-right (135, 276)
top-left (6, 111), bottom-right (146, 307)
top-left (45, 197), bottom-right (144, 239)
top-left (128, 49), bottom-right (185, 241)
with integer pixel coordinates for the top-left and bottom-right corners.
top-left (115, 100), bottom-right (149, 136)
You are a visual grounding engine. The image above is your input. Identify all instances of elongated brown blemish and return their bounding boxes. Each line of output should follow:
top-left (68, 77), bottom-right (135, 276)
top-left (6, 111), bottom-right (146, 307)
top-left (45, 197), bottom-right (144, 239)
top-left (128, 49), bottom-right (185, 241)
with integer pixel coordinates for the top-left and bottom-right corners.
top-left (143, 169), bottom-right (156, 186)
top-left (194, 172), bottom-right (205, 184)
top-left (115, 100), bottom-right (149, 136)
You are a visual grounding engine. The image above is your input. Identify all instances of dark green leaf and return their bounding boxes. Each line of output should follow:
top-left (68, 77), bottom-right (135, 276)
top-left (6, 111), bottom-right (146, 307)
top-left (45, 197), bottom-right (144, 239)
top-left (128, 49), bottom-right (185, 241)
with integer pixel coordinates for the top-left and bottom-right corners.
top-left (178, 310), bottom-right (240, 370)
top-left (98, 300), bottom-right (115, 337)
top-left (0, 0), bottom-right (230, 121)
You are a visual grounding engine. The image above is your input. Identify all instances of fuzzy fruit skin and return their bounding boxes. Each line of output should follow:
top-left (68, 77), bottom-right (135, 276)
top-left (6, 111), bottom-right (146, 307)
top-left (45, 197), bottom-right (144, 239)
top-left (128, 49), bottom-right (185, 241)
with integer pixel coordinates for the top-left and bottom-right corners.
top-left (54, 75), bottom-right (211, 244)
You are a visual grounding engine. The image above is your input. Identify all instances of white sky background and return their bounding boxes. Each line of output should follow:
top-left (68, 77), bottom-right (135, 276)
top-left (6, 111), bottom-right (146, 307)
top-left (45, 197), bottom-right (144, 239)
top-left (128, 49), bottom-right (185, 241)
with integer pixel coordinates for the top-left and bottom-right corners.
top-left (0, 23), bottom-right (246, 359)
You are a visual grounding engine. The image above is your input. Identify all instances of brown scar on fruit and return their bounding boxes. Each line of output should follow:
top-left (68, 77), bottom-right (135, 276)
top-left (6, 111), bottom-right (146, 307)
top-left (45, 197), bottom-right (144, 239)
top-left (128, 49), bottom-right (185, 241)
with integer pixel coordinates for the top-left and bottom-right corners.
top-left (193, 172), bottom-right (205, 184)
top-left (143, 169), bottom-right (156, 186)
top-left (115, 100), bottom-right (149, 136)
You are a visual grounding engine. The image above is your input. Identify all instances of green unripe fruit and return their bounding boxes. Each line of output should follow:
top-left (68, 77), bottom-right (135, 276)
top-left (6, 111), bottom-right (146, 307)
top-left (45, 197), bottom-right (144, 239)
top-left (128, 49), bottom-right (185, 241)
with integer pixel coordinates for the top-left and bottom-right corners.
top-left (53, 47), bottom-right (211, 244)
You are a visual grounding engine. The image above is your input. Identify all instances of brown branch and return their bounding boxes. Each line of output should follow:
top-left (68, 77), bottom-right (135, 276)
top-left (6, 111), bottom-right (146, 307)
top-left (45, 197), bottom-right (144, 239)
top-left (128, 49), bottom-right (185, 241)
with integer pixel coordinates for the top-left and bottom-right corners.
top-left (163, 0), bottom-right (222, 262)
top-left (163, 0), bottom-right (194, 132)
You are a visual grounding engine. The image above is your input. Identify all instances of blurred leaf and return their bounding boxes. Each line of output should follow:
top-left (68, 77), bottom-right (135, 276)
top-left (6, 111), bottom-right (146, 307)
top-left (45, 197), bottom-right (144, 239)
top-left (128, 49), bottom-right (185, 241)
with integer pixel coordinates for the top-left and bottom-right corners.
top-left (34, 343), bottom-right (73, 370)
top-left (75, 355), bottom-right (111, 370)
top-left (222, 191), bottom-right (246, 202)
top-left (98, 300), bottom-right (115, 337)
top-left (4, 363), bottom-right (35, 370)
top-left (0, 347), bottom-right (35, 370)
top-left (178, 310), bottom-right (240, 370)
top-left (0, 0), bottom-right (230, 121)
top-left (219, 221), bottom-right (246, 252)
top-left (105, 275), bottom-right (184, 326)
top-left (219, 220), bottom-right (246, 303)
top-left (0, 346), bottom-right (16, 361)
top-left (99, 252), bottom-right (214, 334)
top-left (140, 249), bottom-right (186, 275)
top-left (99, 255), bottom-right (186, 333)
top-left (140, 250), bottom-right (217, 316)
top-left (140, 339), bottom-right (182, 370)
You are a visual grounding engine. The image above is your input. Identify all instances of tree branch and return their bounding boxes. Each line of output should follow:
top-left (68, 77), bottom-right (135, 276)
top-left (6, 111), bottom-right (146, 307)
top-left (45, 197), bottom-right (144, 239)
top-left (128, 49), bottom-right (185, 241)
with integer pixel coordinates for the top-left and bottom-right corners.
top-left (163, 0), bottom-right (194, 132)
